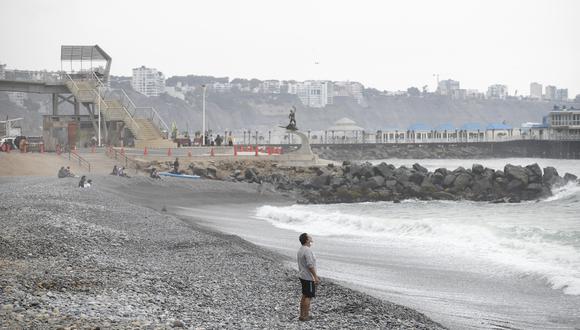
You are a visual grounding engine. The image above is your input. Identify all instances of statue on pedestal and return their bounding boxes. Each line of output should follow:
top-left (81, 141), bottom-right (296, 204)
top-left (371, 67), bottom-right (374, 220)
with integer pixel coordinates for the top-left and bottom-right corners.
top-left (284, 106), bottom-right (298, 131)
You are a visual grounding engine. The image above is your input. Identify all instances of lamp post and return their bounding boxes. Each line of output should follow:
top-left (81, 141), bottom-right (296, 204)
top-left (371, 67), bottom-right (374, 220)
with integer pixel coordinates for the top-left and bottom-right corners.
top-left (201, 84), bottom-right (206, 146)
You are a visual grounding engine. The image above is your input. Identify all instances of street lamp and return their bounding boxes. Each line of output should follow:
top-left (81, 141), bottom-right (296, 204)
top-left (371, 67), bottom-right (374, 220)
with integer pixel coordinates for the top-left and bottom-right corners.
top-left (201, 84), bottom-right (207, 146)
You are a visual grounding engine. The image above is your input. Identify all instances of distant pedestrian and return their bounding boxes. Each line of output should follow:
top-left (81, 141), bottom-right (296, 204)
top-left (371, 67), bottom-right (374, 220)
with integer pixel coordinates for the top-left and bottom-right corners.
top-left (227, 134), bottom-right (234, 146)
top-left (215, 134), bottom-right (223, 146)
top-left (173, 157), bottom-right (180, 173)
top-left (58, 166), bottom-right (67, 178)
top-left (297, 233), bottom-right (319, 322)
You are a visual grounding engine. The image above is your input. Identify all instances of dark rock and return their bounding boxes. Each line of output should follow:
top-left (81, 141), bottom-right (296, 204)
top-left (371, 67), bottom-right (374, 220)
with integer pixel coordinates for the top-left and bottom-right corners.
top-left (409, 172), bottom-right (425, 185)
top-left (525, 163), bottom-right (543, 183)
top-left (364, 176), bottom-right (385, 190)
top-left (442, 174), bottom-right (456, 188)
top-left (374, 162), bottom-right (395, 179)
top-left (507, 179), bottom-right (525, 192)
top-left (504, 164), bottom-right (528, 185)
top-left (244, 167), bottom-right (259, 182)
top-left (431, 172), bottom-right (445, 185)
top-left (452, 173), bottom-right (472, 192)
top-left (385, 180), bottom-right (397, 190)
top-left (329, 177), bottom-right (345, 188)
top-left (472, 164), bottom-right (484, 175)
top-left (394, 167), bottom-right (411, 183)
top-left (543, 167), bottom-right (561, 186)
top-left (564, 173), bottom-right (578, 183)
top-left (412, 163), bottom-right (428, 174)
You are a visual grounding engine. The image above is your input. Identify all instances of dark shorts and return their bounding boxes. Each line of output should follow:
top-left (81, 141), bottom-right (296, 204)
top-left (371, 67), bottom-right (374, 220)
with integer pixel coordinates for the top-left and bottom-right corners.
top-left (300, 278), bottom-right (316, 298)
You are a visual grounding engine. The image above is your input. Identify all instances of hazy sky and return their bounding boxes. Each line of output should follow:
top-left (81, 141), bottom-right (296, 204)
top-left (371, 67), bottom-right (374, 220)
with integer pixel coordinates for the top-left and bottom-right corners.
top-left (1, 0), bottom-right (579, 97)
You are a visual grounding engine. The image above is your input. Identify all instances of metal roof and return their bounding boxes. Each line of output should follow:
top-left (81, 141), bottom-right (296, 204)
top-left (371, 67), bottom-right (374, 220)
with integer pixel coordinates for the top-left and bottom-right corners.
top-left (460, 123), bottom-right (484, 131)
top-left (61, 45), bottom-right (110, 62)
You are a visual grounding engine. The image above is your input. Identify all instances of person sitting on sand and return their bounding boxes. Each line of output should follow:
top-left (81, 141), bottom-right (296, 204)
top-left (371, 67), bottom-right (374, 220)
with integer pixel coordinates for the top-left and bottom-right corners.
top-left (297, 233), bottom-right (319, 322)
top-left (58, 166), bottom-right (67, 178)
top-left (150, 168), bottom-right (161, 179)
top-left (66, 166), bottom-right (76, 178)
top-left (111, 165), bottom-right (118, 176)
top-left (78, 176), bottom-right (86, 188)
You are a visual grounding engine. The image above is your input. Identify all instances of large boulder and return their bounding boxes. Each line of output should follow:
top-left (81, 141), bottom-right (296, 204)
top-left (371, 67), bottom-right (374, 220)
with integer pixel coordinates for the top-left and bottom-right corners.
top-left (394, 167), bottom-right (411, 184)
top-left (442, 174), bottom-right (456, 188)
top-left (452, 173), bottom-right (472, 192)
top-left (374, 162), bottom-right (395, 179)
top-left (412, 163), bottom-right (428, 174)
top-left (363, 176), bottom-right (385, 190)
top-left (472, 164), bottom-right (484, 175)
top-left (304, 174), bottom-right (331, 189)
top-left (564, 173), bottom-right (578, 183)
top-left (525, 163), bottom-right (543, 183)
top-left (409, 171), bottom-right (425, 185)
top-left (431, 171), bottom-right (445, 186)
top-left (543, 167), bottom-right (561, 186)
top-left (504, 164), bottom-right (529, 186)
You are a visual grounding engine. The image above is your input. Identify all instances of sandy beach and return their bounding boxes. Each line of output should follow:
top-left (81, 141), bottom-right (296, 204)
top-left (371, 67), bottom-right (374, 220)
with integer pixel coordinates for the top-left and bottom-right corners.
top-left (0, 175), bottom-right (444, 329)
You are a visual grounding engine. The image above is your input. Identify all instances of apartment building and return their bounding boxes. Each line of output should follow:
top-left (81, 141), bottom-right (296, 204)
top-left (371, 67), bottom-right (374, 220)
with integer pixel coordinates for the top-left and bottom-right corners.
top-left (131, 66), bottom-right (166, 97)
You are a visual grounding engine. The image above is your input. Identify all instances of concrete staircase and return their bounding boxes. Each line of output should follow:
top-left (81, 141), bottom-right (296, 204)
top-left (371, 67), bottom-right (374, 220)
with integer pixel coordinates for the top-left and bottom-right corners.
top-left (66, 78), bottom-right (176, 149)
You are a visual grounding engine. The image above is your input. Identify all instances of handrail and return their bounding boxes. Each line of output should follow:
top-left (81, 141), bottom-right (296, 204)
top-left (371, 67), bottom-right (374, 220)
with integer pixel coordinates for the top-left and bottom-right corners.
top-left (105, 146), bottom-right (139, 174)
top-left (61, 148), bottom-right (91, 172)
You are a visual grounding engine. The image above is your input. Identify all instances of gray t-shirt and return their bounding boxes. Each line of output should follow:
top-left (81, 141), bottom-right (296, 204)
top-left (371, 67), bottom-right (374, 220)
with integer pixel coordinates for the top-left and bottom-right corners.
top-left (297, 245), bottom-right (316, 281)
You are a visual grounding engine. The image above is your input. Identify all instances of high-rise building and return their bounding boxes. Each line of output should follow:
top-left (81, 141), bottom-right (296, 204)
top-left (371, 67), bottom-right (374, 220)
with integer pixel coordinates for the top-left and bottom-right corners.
top-left (556, 89), bottom-right (568, 101)
top-left (487, 84), bottom-right (508, 99)
top-left (530, 82), bottom-right (543, 100)
top-left (0, 64), bottom-right (5, 79)
top-left (437, 79), bottom-right (460, 96)
top-left (131, 66), bottom-right (166, 97)
top-left (544, 85), bottom-right (557, 101)
top-left (296, 81), bottom-right (333, 108)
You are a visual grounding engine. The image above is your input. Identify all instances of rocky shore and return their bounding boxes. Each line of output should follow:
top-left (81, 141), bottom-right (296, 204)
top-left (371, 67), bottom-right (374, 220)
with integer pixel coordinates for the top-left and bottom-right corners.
top-left (0, 176), bottom-right (444, 329)
top-left (165, 160), bottom-right (579, 204)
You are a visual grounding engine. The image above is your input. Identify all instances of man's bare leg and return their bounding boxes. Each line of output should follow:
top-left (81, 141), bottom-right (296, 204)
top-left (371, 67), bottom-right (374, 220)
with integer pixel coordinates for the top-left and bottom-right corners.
top-left (299, 296), bottom-right (311, 321)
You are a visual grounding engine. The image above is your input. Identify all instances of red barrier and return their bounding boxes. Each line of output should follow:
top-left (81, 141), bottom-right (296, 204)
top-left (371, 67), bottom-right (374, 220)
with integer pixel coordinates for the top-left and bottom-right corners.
top-left (188, 150), bottom-right (192, 157)
top-left (167, 148), bottom-right (172, 156)
top-left (210, 148), bottom-right (215, 157)
top-left (144, 147), bottom-right (148, 156)
top-left (255, 147), bottom-right (259, 156)
top-left (267, 147), bottom-right (271, 156)
top-left (40, 144), bottom-right (45, 153)
top-left (234, 145), bottom-right (238, 156)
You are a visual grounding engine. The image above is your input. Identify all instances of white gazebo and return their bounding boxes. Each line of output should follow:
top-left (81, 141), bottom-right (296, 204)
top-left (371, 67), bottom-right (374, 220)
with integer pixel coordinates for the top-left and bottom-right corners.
top-left (325, 117), bottom-right (366, 143)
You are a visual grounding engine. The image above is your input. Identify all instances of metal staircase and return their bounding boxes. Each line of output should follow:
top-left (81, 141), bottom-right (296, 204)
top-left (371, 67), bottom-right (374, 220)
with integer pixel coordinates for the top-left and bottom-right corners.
top-left (65, 73), bottom-right (176, 149)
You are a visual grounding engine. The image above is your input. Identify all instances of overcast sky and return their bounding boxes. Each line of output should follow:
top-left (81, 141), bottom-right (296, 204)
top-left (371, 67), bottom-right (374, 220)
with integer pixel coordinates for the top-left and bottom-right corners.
top-left (1, 0), bottom-right (579, 97)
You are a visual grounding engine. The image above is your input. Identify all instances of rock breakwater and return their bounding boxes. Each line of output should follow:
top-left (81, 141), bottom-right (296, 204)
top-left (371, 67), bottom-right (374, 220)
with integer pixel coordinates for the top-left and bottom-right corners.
top-left (180, 160), bottom-right (579, 204)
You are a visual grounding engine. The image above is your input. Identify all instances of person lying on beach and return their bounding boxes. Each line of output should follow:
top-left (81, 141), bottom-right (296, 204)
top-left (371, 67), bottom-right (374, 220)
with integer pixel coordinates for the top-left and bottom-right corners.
top-left (297, 233), bottom-right (319, 322)
top-left (150, 168), bottom-right (161, 179)
top-left (84, 179), bottom-right (92, 188)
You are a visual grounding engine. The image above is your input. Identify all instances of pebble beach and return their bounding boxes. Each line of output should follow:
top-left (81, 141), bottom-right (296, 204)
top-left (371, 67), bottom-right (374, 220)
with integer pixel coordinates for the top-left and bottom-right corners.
top-left (0, 175), bottom-right (444, 329)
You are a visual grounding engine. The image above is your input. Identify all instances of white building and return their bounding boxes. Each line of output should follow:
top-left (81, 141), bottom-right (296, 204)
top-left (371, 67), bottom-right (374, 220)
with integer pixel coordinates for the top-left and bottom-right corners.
top-left (131, 66), bottom-right (165, 97)
top-left (211, 82), bottom-right (232, 93)
top-left (296, 81), bottom-right (334, 108)
top-left (530, 82), bottom-right (543, 100)
top-left (544, 85), bottom-right (557, 100)
top-left (334, 81), bottom-right (364, 105)
top-left (487, 84), bottom-right (508, 99)
top-left (0, 64), bottom-right (5, 79)
top-left (556, 89), bottom-right (568, 101)
top-left (260, 80), bottom-right (281, 94)
top-left (437, 79), bottom-right (460, 96)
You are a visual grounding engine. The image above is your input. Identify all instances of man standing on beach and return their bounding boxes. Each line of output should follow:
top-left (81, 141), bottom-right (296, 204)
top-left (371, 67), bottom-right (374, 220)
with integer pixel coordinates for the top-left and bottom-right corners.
top-left (297, 233), bottom-right (319, 321)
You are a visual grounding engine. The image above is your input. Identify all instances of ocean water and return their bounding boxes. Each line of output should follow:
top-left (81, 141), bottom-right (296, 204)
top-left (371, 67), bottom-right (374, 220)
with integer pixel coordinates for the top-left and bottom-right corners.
top-left (179, 158), bottom-right (580, 329)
